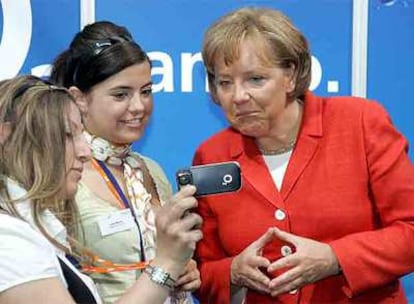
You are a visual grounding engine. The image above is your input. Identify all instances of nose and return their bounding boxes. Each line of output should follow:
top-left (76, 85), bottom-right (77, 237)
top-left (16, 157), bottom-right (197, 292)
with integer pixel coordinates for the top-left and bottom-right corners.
top-left (75, 134), bottom-right (91, 163)
top-left (232, 83), bottom-right (250, 105)
top-left (129, 93), bottom-right (145, 113)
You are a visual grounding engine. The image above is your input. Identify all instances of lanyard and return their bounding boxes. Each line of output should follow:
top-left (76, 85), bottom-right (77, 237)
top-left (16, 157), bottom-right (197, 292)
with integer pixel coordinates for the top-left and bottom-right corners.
top-left (91, 158), bottom-right (129, 209)
top-left (68, 237), bottom-right (151, 274)
top-left (91, 158), bottom-right (130, 208)
top-left (90, 158), bottom-right (146, 262)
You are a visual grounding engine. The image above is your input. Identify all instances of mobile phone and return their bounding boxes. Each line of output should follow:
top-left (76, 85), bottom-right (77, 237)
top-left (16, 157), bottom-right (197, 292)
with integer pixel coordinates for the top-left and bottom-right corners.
top-left (176, 161), bottom-right (242, 197)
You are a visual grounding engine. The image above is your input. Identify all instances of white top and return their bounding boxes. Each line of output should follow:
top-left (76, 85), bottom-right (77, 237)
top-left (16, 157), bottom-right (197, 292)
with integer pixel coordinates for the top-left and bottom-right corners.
top-left (0, 178), bottom-right (101, 303)
top-left (262, 150), bottom-right (293, 190)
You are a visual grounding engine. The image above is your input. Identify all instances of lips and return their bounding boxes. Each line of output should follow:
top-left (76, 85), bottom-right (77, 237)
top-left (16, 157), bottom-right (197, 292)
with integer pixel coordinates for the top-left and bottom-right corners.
top-left (71, 167), bottom-right (83, 176)
top-left (120, 117), bottom-right (145, 127)
top-left (234, 111), bottom-right (258, 119)
top-left (121, 117), bottom-right (142, 123)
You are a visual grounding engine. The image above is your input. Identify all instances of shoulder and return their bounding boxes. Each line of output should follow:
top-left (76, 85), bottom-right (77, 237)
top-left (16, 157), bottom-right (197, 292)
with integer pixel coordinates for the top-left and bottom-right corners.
top-left (0, 213), bottom-right (62, 293)
top-left (133, 152), bottom-right (173, 201)
top-left (319, 95), bottom-right (387, 115)
top-left (313, 95), bottom-right (390, 127)
top-left (196, 127), bottom-right (239, 152)
top-left (137, 154), bottom-right (166, 176)
top-left (0, 213), bottom-right (51, 248)
top-left (136, 153), bottom-right (169, 184)
top-left (321, 95), bottom-right (368, 113)
top-left (193, 127), bottom-right (243, 165)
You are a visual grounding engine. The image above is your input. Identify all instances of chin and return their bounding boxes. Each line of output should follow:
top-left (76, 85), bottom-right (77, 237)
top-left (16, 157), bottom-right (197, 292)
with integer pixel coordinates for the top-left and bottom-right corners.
top-left (234, 123), bottom-right (267, 138)
top-left (62, 184), bottom-right (79, 200)
top-left (118, 133), bottom-right (144, 144)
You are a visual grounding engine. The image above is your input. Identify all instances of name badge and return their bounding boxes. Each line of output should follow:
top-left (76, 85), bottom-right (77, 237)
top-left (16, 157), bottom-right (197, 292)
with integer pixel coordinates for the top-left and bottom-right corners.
top-left (98, 209), bottom-right (135, 237)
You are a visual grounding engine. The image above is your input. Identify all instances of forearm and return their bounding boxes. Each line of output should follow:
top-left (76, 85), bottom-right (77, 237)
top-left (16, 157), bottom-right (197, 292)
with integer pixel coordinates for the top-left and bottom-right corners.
top-left (330, 222), bottom-right (414, 296)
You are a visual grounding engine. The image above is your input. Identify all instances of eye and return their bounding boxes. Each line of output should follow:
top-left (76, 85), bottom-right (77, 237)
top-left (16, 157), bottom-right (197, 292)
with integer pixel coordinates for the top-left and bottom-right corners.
top-left (216, 79), bottom-right (232, 88)
top-left (141, 86), bottom-right (153, 97)
top-left (112, 90), bottom-right (130, 101)
top-left (249, 75), bottom-right (265, 84)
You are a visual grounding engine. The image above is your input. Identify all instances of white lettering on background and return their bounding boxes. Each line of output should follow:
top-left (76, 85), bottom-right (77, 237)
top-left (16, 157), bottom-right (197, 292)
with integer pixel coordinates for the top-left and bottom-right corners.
top-left (28, 52), bottom-right (328, 93)
top-left (181, 52), bottom-right (203, 92)
top-left (148, 51), bottom-right (174, 92)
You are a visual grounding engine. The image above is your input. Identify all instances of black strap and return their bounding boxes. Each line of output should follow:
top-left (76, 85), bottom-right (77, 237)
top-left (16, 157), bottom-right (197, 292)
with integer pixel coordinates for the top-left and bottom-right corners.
top-left (58, 257), bottom-right (97, 304)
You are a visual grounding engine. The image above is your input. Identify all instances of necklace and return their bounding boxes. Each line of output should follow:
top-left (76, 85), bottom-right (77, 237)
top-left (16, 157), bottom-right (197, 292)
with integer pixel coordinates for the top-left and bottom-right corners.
top-left (258, 139), bottom-right (296, 155)
top-left (258, 99), bottom-right (303, 156)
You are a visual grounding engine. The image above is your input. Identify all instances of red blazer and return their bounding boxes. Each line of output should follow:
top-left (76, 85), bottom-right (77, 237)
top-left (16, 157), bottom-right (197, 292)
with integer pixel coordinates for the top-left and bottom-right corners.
top-left (193, 92), bottom-right (414, 304)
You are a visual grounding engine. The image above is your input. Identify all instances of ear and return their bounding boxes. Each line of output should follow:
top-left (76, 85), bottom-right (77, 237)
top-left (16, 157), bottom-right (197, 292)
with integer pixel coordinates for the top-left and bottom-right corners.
top-left (284, 64), bottom-right (296, 94)
top-left (68, 86), bottom-right (88, 114)
top-left (0, 122), bottom-right (11, 144)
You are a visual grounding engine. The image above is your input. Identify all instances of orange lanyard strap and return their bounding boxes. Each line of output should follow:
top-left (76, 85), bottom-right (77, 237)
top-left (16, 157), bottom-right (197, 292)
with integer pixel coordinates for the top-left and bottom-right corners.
top-left (90, 158), bottom-right (125, 209)
top-left (86, 158), bottom-right (148, 266)
top-left (68, 237), bottom-right (151, 274)
top-left (82, 262), bottom-right (150, 274)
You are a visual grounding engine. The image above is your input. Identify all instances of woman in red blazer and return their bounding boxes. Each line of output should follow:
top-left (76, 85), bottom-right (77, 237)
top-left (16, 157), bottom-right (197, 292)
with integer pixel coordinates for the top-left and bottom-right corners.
top-left (193, 7), bottom-right (414, 304)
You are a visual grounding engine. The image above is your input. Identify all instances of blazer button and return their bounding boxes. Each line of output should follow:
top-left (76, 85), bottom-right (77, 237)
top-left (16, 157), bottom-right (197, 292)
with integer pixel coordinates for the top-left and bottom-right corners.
top-left (274, 209), bottom-right (286, 221)
top-left (281, 245), bottom-right (293, 257)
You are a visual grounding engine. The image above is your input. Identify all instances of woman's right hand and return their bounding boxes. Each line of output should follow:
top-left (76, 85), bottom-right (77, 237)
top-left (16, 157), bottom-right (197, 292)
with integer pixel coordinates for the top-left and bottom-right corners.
top-left (152, 185), bottom-right (203, 276)
top-left (230, 228), bottom-right (277, 295)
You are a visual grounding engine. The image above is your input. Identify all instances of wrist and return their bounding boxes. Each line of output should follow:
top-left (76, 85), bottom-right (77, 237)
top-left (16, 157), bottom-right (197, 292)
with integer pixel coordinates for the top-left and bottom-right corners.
top-left (151, 258), bottom-right (185, 280)
top-left (144, 263), bottom-right (178, 290)
top-left (230, 257), bottom-right (243, 286)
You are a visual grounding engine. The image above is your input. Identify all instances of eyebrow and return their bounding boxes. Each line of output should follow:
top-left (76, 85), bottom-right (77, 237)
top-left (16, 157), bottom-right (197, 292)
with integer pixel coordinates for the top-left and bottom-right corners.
top-left (110, 81), bottom-right (153, 91)
top-left (216, 68), bottom-right (268, 78)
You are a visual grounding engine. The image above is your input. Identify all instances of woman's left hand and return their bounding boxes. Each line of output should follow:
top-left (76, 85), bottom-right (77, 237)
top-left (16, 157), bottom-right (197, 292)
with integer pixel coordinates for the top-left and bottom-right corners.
top-left (174, 259), bottom-right (201, 292)
top-left (267, 227), bottom-right (340, 297)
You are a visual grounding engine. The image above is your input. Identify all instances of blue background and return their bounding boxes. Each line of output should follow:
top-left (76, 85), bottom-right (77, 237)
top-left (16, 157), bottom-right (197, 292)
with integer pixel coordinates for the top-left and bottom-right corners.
top-left (1, 0), bottom-right (413, 301)
top-left (96, 0), bottom-right (354, 182)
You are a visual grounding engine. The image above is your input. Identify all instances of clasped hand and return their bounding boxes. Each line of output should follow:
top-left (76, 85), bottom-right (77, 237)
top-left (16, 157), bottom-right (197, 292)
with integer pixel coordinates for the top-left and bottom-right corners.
top-left (174, 259), bottom-right (201, 292)
top-left (230, 227), bottom-right (340, 297)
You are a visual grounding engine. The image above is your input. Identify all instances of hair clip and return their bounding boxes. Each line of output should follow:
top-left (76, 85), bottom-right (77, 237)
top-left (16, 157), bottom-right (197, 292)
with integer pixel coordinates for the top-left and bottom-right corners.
top-left (48, 84), bottom-right (67, 92)
top-left (92, 35), bottom-right (134, 56)
top-left (93, 41), bottom-right (113, 55)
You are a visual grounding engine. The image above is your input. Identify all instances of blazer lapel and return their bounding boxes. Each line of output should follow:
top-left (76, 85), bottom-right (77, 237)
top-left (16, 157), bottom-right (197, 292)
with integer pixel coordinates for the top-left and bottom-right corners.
top-left (231, 134), bottom-right (281, 207)
top-left (228, 92), bottom-right (323, 204)
top-left (281, 92), bottom-right (323, 201)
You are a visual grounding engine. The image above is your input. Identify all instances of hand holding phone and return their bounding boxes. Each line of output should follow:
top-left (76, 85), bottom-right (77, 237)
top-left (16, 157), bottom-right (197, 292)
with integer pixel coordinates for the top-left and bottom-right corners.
top-left (176, 161), bottom-right (242, 197)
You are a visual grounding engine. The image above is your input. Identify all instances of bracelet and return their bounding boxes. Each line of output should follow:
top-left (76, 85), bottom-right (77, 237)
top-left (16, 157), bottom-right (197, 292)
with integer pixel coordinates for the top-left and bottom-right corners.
top-left (144, 265), bottom-right (176, 290)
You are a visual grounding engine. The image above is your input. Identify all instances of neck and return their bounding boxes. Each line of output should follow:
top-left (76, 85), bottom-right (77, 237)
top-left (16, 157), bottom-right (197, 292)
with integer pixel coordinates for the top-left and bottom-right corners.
top-left (256, 99), bottom-right (303, 154)
top-left (84, 131), bottom-right (132, 166)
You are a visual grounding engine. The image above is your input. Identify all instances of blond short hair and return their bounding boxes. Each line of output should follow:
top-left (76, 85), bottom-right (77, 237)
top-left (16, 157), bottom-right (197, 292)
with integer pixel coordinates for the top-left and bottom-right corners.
top-left (202, 7), bottom-right (311, 102)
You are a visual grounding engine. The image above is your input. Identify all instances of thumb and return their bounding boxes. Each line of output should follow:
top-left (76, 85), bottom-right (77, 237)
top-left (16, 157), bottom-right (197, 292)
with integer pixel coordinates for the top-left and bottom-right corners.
top-left (249, 227), bottom-right (278, 252)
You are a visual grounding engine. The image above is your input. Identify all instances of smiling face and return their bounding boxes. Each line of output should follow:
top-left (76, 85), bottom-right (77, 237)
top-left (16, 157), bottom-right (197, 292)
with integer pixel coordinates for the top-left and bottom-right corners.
top-left (213, 39), bottom-right (295, 139)
top-left (77, 62), bottom-right (153, 145)
top-left (60, 102), bottom-right (91, 199)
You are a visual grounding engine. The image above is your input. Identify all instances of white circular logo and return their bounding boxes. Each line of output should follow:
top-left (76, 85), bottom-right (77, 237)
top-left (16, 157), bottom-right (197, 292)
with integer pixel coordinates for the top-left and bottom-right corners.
top-left (222, 174), bottom-right (233, 186)
top-left (0, 0), bottom-right (32, 80)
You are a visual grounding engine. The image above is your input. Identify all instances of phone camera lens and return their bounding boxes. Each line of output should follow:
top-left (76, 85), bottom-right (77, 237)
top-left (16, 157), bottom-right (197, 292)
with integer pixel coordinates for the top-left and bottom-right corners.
top-left (178, 172), bottom-right (192, 186)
